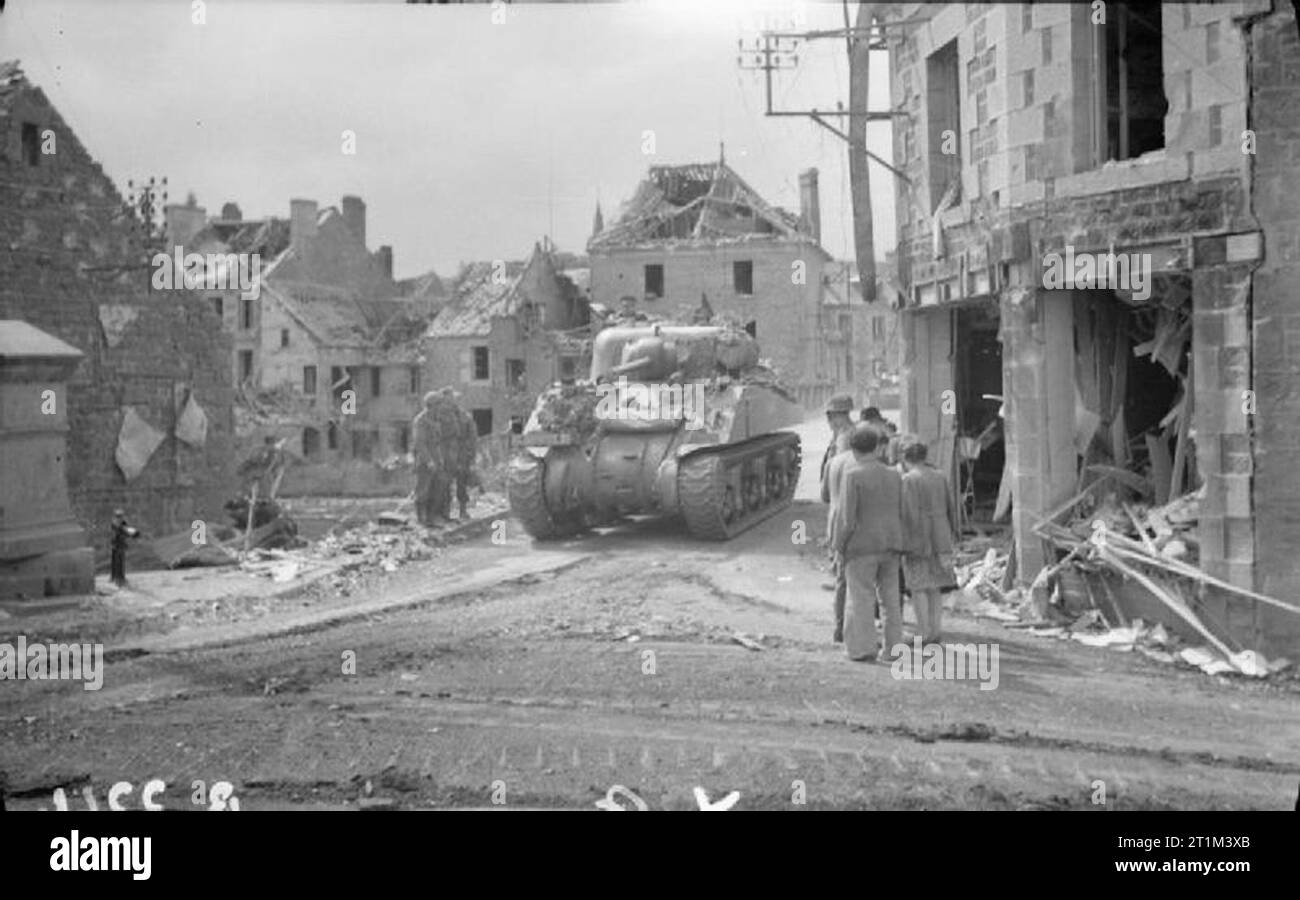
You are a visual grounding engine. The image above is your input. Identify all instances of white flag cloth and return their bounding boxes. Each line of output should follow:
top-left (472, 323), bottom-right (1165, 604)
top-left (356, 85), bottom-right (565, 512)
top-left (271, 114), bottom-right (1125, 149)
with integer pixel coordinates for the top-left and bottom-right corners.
top-left (115, 406), bottom-right (165, 481)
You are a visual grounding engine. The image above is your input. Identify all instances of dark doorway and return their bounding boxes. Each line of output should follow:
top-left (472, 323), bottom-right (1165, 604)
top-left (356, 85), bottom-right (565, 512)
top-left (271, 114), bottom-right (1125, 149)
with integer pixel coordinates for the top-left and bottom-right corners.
top-left (955, 303), bottom-right (1005, 522)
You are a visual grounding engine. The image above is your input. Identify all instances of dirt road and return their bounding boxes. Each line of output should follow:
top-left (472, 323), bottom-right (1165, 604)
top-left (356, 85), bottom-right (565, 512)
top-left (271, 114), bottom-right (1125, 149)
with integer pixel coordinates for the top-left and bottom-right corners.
top-left (3, 492), bottom-right (1298, 811)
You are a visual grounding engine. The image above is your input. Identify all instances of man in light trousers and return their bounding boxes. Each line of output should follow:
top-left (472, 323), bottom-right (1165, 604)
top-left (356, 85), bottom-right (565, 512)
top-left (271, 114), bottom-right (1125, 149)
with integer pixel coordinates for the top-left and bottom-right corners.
top-left (833, 424), bottom-right (905, 662)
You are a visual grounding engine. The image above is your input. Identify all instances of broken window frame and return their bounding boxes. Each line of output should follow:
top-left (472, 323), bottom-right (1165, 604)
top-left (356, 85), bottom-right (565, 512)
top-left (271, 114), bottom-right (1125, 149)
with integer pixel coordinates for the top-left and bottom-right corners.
top-left (472, 346), bottom-right (491, 382)
top-left (733, 260), bottom-right (754, 297)
top-left (505, 357), bottom-right (526, 389)
top-left (925, 39), bottom-right (963, 214)
top-left (643, 263), bottom-right (664, 300)
top-left (20, 121), bottom-right (40, 166)
top-left (1090, 0), bottom-right (1167, 166)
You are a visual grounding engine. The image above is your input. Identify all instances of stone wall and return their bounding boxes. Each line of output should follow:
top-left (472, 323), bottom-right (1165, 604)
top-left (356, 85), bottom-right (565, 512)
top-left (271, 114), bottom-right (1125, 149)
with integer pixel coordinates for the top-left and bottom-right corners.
top-left (1246, 1), bottom-right (1300, 653)
top-left (0, 78), bottom-right (234, 561)
top-left (588, 241), bottom-right (829, 391)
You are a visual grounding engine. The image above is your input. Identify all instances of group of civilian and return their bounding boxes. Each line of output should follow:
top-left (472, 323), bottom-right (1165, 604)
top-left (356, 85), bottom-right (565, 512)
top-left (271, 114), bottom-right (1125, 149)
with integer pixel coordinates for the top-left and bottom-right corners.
top-left (818, 394), bottom-right (960, 662)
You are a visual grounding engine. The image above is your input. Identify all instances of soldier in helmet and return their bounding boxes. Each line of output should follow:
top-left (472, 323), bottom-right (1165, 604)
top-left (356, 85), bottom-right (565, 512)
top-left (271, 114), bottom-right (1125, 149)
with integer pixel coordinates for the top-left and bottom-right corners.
top-left (442, 389), bottom-right (479, 521)
top-left (428, 388), bottom-right (469, 520)
top-left (412, 391), bottom-right (450, 526)
top-left (819, 393), bottom-right (856, 644)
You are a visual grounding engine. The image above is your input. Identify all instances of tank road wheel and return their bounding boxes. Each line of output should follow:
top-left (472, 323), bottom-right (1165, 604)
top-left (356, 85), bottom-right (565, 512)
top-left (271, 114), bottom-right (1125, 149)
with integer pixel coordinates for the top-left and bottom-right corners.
top-left (775, 446), bottom-right (801, 501)
top-left (679, 453), bottom-right (737, 540)
top-left (507, 453), bottom-right (586, 541)
top-left (722, 485), bottom-right (739, 524)
top-left (767, 465), bottom-right (787, 501)
top-left (678, 434), bottom-right (801, 541)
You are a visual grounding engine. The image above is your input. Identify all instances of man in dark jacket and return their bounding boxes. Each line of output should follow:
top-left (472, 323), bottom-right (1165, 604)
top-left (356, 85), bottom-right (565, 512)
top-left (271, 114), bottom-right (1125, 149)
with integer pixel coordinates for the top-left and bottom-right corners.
top-left (833, 425), bottom-right (905, 662)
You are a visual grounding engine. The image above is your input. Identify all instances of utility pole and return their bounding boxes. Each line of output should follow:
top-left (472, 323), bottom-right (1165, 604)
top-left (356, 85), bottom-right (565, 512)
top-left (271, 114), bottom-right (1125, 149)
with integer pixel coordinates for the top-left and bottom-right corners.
top-left (848, 2), bottom-right (876, 301)
top-left (739, 2), bottom-right (916, 302)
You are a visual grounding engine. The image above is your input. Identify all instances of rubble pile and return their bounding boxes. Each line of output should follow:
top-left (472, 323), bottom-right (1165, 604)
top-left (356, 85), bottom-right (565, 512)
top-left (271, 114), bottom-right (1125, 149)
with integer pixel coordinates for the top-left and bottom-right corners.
top-left (313, 523), bottom-right (440, 575)
top-left (953, 485), bottom-right (1295, 680)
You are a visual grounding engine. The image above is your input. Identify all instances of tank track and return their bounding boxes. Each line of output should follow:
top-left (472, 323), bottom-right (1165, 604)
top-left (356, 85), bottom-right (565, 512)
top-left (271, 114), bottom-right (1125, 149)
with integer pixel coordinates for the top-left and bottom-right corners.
top-left (677, 432), bottom-right (801, 540)
top-left (507, 452), bottom-right (586, 541)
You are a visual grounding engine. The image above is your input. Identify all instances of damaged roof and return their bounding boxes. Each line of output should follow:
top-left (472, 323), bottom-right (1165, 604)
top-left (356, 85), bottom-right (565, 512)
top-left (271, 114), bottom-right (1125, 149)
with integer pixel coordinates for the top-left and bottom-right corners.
top-left (397, 268), bottom-right (448, 303)
top-left (266, 285), bottom-right (426, 359)
top-left (0, 59), bottom-right (29, 106)
top-left (589, 160), bottom-right (818, 252)
top-left (427, 259), bottom-right (529, 338)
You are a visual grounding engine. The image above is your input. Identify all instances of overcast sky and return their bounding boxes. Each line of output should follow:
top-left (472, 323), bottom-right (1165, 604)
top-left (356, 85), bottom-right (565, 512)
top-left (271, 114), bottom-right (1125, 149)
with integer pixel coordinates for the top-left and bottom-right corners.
top-left (0, 0), bottom-right (894, 279)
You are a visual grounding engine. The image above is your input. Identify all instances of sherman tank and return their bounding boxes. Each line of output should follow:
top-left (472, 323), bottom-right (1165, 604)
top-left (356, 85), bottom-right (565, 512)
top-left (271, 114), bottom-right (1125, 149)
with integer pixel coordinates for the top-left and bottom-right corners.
top-left (508, 324), bottom-right (803, 540)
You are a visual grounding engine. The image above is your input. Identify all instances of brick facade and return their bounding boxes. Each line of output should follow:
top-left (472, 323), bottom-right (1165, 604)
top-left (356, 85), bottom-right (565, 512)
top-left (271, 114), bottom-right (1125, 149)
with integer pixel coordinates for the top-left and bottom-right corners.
top-left (0, 66), bottom-right (234, 560)
top-left (885, 2), bottom-right (1300, 655)
top-left (1247, 2), bottom-right (1300, 650)
top-left (589, 241), bottom-right (829, 393)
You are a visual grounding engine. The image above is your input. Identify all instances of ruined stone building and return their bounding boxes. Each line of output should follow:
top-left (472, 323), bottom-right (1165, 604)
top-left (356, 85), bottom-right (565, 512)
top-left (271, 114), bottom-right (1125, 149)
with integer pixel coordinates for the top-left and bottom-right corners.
top-left (164, 194), bottom-right (436, 494)
top-left (0, 62), bottom-right (235, 562)
top-left (880, 1), bottom-right (1300, 654)
top-left (823, 260), bottom-right (905, 408)
top-left (164, 198), bottom-right (291, 388)
top-left (589, 159), bottom-right (873, 408)
top-left (425, 243), bottom-right (591, 435)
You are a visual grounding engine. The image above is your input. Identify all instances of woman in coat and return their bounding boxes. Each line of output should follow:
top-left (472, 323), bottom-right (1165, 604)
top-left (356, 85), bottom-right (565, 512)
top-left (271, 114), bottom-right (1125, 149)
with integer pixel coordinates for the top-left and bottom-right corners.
top-left (900, 439), bottom-right (959, 644)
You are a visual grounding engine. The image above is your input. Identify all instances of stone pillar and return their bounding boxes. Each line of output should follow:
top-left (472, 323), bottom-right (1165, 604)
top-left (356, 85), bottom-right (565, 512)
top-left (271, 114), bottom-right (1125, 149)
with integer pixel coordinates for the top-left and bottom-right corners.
top-left (1190, 246), bottom-right (1265, 650)
top-left (899, 306), bottom-right (953, 458)
top-left (1000, 286), bottom-right (1076, 584)
top-left (1246, 1), bottom-right (1300, 657)
top-left (0, 321), bottom-right (95, 598)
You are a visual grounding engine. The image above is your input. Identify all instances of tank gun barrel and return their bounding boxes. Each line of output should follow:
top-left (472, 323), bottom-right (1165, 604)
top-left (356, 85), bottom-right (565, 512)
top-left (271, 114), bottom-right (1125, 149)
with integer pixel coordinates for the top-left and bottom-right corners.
top-left (607, 356), bottom-right (653, 377)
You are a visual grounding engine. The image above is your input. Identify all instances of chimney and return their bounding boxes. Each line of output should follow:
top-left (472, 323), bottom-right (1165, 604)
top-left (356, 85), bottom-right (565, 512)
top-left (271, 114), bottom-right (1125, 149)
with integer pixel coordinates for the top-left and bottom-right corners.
top-left (163, 203), bottom-right (207, 248)
top-left (289, 198), bottom-right (318, 249)
top-left (798, 168), bottom-right (821, 243)
top-left (341, 195), bottom-right (366, 248)
top-left (220, 201), bottom-right (242, 221)
top-left (376, 245), bottom-right (393, 280)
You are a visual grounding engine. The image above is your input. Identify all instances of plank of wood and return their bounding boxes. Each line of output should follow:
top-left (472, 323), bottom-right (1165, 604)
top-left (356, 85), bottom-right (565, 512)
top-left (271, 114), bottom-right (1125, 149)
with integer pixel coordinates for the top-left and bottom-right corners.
top-left (1110, 325), bottom-right (1130, 466)
top-left (992, 456), bottom-right (1013, 522)
top-left (1096, 572), bottom-right (1129, 628)
top-left (1105, 543), bottom-right (1300, 619)
top-left (1099, 547), bottom-right (1235, 659)
top-left (1085, 464), bottom-right (1153, 498)
top-left (1031, 479), bottom-right (1104, 535)
top-left (1146, 433), bottom-right (1172, 506)
top-left (1122, 502), bottom-right (1159, 555)
top-left (1169, 372), bottom-right (1192, 501)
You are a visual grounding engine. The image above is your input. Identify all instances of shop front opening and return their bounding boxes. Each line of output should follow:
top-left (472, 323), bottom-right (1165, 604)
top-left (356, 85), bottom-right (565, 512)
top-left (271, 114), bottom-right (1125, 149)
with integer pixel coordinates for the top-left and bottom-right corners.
top-left (954, 303), bottom-right (1005, 524)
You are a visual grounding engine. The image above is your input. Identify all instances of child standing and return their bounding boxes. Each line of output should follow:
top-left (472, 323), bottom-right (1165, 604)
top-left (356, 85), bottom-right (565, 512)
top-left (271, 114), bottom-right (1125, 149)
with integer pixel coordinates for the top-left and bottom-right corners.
top-left (900, 441), bottom-right (958, 645)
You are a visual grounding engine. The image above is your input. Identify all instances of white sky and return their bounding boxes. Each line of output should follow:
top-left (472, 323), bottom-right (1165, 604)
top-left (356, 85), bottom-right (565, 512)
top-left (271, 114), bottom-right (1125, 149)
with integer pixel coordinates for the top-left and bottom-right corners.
top-left (0, 0), bottom-right (895, 279)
